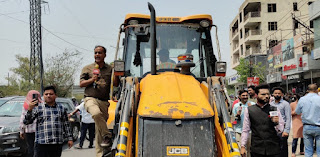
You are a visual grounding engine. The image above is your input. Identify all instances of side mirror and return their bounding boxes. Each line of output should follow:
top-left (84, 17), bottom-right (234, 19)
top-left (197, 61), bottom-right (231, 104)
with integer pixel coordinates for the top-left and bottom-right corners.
top-left (114, 60), bottom-right (125, 76)
top-left (215, 61), bottom-right (226, 77)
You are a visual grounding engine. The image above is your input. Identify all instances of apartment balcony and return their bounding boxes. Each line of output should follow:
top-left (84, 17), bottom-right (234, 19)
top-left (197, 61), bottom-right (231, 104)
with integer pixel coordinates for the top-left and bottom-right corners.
top-left (244, 29), bottom-right (262, 44)
top-left (233, 43), bottom-right (239, 51)
top-left (232, 57), bottom-right (240, 69)
top-left (244, 11), bottom-right (261, 27)
top-left (245, 47), bottom-right (261, 57)
top-left (232, 29), bottom-right (239, 41)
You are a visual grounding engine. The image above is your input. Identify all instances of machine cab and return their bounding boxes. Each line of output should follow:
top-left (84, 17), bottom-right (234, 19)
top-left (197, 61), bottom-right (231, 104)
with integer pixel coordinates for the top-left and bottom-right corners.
top-left (120, 14), bottom-right (219, 78)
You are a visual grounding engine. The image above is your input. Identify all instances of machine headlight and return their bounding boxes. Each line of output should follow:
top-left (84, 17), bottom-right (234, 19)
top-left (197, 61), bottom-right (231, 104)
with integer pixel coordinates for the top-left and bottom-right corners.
top-left (215, 61), bottom-right (227, 77)
top-left (1, 125), bottom-right (20, 134)
top-left (128, 20), bottom-right (139, 25)
top-left (200, 20), bottom-right (210, 27)
top-left (216, 62), bottom-right (227, 73)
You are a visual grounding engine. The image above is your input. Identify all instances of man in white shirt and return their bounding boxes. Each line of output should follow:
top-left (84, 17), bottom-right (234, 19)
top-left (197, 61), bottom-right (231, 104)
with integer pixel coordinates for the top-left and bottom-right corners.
top-left (69, 100), bottom-right (95, 149)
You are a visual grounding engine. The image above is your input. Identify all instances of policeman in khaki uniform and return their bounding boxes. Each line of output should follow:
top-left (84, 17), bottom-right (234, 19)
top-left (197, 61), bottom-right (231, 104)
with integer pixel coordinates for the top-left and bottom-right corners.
top-left (80, 45), bottom-right (119, 157)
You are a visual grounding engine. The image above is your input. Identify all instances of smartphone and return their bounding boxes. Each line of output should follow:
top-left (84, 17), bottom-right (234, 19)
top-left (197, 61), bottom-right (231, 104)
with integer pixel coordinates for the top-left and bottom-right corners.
top-left (32, 93), bottom-right (38, 99)
top-left (32, 93), bottom-right (39, 106)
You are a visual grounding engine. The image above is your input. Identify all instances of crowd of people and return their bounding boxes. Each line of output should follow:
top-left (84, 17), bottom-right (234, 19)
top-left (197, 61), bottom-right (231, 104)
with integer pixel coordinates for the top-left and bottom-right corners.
top-left (19, 45), bottom-right (116, 157)
top-left (232, 83), bottom-right (320, 157)
top-left (18, 44), bottom-right (320, 157)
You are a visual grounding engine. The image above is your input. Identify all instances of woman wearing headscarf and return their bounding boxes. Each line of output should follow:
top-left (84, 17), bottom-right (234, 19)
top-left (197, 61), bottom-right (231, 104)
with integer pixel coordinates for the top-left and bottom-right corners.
top-left (19, 90), bottom-right (42, 157)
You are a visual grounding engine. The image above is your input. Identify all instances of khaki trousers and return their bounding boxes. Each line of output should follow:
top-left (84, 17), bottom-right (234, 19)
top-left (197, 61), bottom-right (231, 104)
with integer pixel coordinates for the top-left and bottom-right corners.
top-left (236, 132), bottom-right (251, 157)
top-left (84, 97), bottom-right (112, 157)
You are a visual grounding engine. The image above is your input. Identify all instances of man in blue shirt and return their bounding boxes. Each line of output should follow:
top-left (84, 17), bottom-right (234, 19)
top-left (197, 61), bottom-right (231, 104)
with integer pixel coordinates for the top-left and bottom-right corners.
top-left (232, 89), bottom-right (255, 155)
top-left (270, 87), bottom-right (291, 157)
top-left (24, 86), bottom-right (73, 157)
top-left (295, 84), bottom-right (320, 157)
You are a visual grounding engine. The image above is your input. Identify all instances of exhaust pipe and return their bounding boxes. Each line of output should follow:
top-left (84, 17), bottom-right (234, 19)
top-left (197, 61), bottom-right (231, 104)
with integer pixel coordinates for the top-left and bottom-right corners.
top-left (148, 2), bottom-right (157, 75)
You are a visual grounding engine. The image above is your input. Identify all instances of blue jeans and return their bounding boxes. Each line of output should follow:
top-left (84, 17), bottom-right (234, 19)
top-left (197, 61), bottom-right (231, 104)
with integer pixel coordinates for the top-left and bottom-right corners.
top-left (303, 125), bottom-right (320, 157)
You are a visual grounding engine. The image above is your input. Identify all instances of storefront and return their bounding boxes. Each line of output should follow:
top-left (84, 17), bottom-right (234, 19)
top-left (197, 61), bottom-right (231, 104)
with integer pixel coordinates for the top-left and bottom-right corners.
top-left (266, 72), bottom-right (282, 88)
top-left (282, 54), bottom-right (320, 93)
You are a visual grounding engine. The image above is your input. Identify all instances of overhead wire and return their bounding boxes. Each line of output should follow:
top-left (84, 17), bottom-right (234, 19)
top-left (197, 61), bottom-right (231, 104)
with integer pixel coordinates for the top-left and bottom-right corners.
top-left (0, 7), bottom-right (43, 16)
top-left (0, 12), bottom-right (91, 52)
top-left (261, 0), bottom-right (309, 39)
top-left (59, 1), bottom-right (100, 43)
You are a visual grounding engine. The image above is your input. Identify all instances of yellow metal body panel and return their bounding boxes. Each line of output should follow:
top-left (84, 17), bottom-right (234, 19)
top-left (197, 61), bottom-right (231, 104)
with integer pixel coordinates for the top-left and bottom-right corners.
top-left (200, 82), bottom-right (231, 157)
top-left (124, 13), bottom-right (212, 24)
top-left (107, 100), bottom-right (117, 129)
top-left (125, 117), bottom-right (134, 157)
top-left (138, 72), bottom-right (214, 119)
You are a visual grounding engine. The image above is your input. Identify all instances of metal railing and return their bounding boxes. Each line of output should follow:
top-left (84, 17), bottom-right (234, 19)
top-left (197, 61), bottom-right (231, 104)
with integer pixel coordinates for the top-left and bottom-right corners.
top-left (233, 43), bottom-right (239, 50)
top-left (245, 29), bottom-right (262, 38)
top-left (232, 29), bottom-right (238, 37)
top-left (245, 47), bottom-right (261, 56)
top-left (244, 11), bottom-right (261, 21)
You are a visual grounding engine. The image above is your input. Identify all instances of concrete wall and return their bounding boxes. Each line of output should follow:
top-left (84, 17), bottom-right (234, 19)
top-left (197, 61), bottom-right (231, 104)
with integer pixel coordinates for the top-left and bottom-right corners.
top-left (230, 0), bottom-right (313, 69)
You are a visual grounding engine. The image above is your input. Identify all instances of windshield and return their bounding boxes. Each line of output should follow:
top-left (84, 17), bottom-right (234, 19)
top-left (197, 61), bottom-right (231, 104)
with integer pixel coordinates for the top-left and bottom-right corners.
top-left (0, 101), bottom-right (23, 117)
top-left (124, 24), bottom-right (209, 77)
top-left (0, 100), bottom-right (7, 106)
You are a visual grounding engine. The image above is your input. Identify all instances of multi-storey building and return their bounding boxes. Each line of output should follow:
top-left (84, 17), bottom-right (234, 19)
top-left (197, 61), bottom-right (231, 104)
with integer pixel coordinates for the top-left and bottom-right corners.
top-left (230, 0), bottom-right (314, 69)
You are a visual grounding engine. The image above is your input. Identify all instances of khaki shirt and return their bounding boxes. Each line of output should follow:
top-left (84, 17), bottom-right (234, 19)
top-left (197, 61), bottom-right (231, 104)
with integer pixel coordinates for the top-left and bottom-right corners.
top-left (80, 63), bottom-right (112, 100)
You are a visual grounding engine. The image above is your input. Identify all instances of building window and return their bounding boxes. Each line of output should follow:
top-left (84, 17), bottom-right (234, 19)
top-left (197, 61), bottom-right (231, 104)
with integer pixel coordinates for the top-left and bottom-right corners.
top-left (310, 21), bottom-right (314, 28)
top-left (268, 4), bottom-right (277, 12)
top-left (241, 45), bottom-right (243, 55)
top-left (239, 12), bottom-right (242, 22)
top-left (240, 29), bottom-right (243, 39)
top-left (293, 2), bottom-right (298, 11)
top-left (294, 20), bottom-right (299, 29)
top-left (268, 22), bottom-right (277, 31)
top-left (308, 1), bottom-right (314, 5)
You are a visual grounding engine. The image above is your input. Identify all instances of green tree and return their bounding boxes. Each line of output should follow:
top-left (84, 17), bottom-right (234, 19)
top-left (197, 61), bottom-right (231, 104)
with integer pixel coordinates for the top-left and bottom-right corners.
top-left (44, 50), bottom-right (83, 97)
top-left (235, 58), bottom-right (266, 84)
top-left (2, 49), bottom-right (82, 97)
top-left (9, 54), bottom-right (39, 92)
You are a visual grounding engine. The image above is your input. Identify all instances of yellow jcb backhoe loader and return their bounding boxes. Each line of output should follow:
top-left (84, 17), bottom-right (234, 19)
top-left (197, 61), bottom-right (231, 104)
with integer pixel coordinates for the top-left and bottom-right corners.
top-left (105, 3), bottom-right (240, 157)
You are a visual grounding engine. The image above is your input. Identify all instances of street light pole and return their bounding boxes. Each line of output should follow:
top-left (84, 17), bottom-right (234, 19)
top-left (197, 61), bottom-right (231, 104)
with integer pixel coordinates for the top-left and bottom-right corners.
top-left (249, 55), bottom-right (253, 77)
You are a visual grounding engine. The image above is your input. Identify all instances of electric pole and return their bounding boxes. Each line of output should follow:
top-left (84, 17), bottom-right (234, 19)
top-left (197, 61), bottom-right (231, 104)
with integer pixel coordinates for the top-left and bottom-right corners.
top-left (29, 0), bottom-right (47, 94)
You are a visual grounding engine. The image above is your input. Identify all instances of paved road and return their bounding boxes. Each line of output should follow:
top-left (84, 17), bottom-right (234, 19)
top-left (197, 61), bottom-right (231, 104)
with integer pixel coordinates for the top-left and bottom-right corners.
top-left (62, 130), bottom-right (317, 157)
top-left (288, 129), bottom-right (317, 157)
top-left (61, 139), bottom-right (95, 157)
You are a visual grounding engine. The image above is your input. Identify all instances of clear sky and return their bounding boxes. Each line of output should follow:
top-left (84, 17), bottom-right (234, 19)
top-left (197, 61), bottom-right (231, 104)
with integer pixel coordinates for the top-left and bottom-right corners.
top-left (0, 0), bottom-right (244, 85)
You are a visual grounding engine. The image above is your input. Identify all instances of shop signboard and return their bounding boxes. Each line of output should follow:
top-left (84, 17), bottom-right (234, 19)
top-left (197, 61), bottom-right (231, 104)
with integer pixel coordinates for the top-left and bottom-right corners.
top-left (282, 38), bottom-right (294, 62)
top-left (288, 74), bottom-right (300, 80)
top-left (303, 54), bottom-right (320, 70)
top-left (267, 51), bottom-right (274, 69)
top-left (267, 72), bottom-right (282, 83)
top-left (247, 77), bottom-right (259, 86)
top-left (294, 35), bottom-right (303, 55)
top-left (228, 74), bottom-right (240, 85)
top-left (273, 44), bottom-right (282, 68)
top-left (282, 57), bottom-right (300, 76)
top-left (282, 54), bottom-right (320, 76)
top-left (312, 47), bottom-right (320, 60)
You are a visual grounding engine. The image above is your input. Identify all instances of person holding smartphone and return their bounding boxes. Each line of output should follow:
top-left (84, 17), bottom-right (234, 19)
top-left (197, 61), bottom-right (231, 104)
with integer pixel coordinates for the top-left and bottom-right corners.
top-left (19, 90), bottom-right (42, 157)
top-left (24, 86), bottom-right (73, 157)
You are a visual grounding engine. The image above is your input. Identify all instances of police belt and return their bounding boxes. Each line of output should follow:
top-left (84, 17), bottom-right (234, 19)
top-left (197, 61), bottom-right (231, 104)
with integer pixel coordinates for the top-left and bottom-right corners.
top-left (84, 95), bottom-right (108, 101)
top-left (303, 123), bottom-right (320, 127)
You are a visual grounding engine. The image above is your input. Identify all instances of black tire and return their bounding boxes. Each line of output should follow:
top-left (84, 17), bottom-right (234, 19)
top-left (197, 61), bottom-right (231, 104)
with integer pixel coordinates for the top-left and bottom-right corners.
top-left (71, 124), bottom-right (80, 142)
